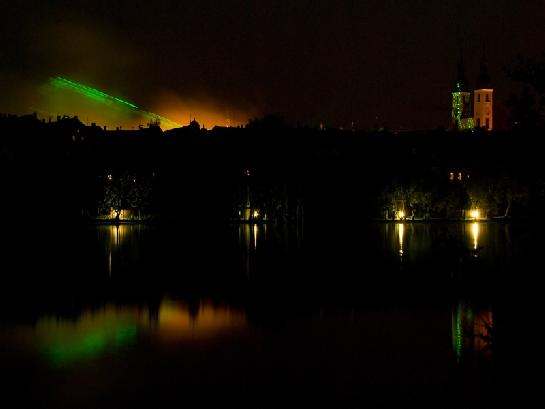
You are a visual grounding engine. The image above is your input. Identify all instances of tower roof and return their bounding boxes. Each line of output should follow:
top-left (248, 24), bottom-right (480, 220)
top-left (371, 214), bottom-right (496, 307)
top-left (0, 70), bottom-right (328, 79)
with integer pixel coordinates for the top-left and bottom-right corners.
top-left (476, 55), bottom-right (491, 89)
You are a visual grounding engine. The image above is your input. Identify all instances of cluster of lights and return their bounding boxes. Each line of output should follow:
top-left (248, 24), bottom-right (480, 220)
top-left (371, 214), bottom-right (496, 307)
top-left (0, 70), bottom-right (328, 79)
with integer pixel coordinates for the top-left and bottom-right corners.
top-left (452, 91), bottom-right (474, 130)
top-left (452, 92), bottom-right (463, 124)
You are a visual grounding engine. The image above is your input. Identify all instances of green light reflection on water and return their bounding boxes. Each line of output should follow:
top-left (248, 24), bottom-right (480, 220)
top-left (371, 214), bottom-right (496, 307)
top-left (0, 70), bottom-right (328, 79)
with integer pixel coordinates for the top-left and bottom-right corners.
top-left (44, 325), bottom-right (137, 368)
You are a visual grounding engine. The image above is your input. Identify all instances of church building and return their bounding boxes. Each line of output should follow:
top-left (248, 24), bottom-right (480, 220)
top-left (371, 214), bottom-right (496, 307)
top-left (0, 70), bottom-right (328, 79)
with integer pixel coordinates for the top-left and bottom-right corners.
top-left (452, 56), bottom-right (493, 131)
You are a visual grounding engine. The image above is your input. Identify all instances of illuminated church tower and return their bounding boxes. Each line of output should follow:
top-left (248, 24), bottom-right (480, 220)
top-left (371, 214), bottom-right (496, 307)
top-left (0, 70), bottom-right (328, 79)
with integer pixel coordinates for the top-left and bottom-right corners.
top-left (451, 60), bottom-right (474, 130)
top-left (473, 56), bottom-right (493, 130)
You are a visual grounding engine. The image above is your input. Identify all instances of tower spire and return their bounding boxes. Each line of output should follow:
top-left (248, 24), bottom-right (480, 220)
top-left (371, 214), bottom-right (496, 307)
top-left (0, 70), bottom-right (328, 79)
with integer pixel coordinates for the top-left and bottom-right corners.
top-left (455, 58), bottom-right (469, 91)
top-left (452, 57), bottom-right (473, 131)
top-left (476, 50), bottom-right (491, 89)
top-left (473, 50), bottom-right (493, 131)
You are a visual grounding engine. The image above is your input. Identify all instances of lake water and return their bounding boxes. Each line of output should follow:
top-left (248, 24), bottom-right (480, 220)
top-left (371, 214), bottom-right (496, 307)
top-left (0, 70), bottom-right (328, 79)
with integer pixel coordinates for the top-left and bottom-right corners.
top-left (0, 222), bottom-right (536, 407)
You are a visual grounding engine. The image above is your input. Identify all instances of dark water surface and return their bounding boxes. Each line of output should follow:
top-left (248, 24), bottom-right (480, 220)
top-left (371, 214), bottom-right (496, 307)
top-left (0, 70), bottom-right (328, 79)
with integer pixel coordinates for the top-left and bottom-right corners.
top-left (0, 222), bottom-right (537, 408)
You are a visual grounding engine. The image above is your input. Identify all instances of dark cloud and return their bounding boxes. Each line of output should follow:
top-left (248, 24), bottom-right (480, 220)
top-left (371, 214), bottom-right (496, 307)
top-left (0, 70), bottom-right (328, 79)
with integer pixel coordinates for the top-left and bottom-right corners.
top-left (2, 0), bottom-right (545, 129)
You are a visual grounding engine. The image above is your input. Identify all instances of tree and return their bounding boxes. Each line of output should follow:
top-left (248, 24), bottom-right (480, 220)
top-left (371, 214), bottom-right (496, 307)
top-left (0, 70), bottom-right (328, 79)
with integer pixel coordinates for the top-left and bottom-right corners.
top-left (100, 172), bottom-right (152, 220)
top-left (466, 177), bottom-right (495, 218)
top-left (378, 183), bottom-right (433, 219)
top-left (127, 176), bottom-right (152, 218)
top-left (493, 176), bottom-right (528, 218)
top-left (405, 185), bottom-right (433, 219)
top-left (506, 53), bottom-right (545, 129)
top-left (435, 185), bottom-right (470, 219)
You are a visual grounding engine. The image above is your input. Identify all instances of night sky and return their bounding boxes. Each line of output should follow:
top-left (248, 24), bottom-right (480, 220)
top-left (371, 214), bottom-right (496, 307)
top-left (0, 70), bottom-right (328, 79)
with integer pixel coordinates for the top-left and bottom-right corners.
top-left (1, 0), bottom-right (544, 130)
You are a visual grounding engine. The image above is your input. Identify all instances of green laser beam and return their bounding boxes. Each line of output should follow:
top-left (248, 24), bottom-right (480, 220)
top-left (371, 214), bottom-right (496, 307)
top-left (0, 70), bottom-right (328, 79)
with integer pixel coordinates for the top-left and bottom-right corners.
top-left (50, 76), bottom-right (181, 128)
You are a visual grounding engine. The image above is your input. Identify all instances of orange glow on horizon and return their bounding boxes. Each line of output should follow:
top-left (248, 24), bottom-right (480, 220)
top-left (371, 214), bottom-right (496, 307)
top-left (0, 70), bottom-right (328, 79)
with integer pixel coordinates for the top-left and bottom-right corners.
top-left (150, 90), bottom-right (255, 130)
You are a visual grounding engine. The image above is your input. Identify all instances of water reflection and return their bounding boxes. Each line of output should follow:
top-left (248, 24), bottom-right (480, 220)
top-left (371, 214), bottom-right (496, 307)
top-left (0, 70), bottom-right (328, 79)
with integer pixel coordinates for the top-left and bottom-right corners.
top-left (97, 224), bottom-right (145, 277)
top-left (377, 222), bottom-right (515, 273)
top-left (451, 300), bottom-right (494, 363)
top-left (7, 300), bottom-right (246, 368)
top-left (239, 223), bottom-right (262, 250)
top-left (106, 225), bottom-right (128, 276)
top-left (397, 223), bottom-right (404, 257)
top-left (91, 222), bottom-right (516, 282)
top-left (6, 296), bottom-right (498, 370)
top-left (239, 224), bottom-right (262, 276)
top-left (157, 299), bottom-right (246, 341)
top-left (36, 306), bottom-right (140, 367)
top-left (109, 225), bottom-right (126, 246)
top-left (0, 221), bottom-right (532, 408)
top-left (471, 222), bottom-right (480, 252)
top-left (253, 224), bottom-right (259, 250)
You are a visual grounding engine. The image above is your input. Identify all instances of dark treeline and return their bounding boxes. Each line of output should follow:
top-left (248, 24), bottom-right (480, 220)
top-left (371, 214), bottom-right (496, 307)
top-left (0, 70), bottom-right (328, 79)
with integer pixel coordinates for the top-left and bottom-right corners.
top-left (1, 113), bottom-right (544, 226)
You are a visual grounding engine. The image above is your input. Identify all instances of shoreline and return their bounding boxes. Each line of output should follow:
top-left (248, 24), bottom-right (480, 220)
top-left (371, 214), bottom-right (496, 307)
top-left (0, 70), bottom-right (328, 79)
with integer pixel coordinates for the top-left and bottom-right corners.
top-left (85, 216), bottom-right (520, 226)
top-left (371, 217), bottom-right (513, 223)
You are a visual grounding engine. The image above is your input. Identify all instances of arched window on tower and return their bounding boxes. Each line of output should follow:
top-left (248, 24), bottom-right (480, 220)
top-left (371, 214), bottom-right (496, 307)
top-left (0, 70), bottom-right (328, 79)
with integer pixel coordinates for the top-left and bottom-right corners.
top-left (477, 94), bottom-right (480, 102)
top-left (485, 94), bottom-right (490, 102)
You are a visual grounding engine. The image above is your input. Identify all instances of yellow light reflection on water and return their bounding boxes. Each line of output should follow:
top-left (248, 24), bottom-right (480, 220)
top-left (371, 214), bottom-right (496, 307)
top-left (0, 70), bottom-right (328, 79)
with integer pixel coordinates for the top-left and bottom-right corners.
top-left (397, 223), bottom-right (404, 256)
top-left (109, 224), bottom-right (127, 247)
top-left (253, 224), bottom-right (258, 250)
top-left (107, 225), bottom-right (128, 276)
top-left (471, 222), bottom-right (479, 250)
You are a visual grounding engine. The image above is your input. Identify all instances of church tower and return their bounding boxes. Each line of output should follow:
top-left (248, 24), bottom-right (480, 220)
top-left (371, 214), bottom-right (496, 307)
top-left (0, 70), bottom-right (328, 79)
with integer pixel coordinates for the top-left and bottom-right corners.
top-left (473, 55), bottom-right (493, 130)
top-left (452, 59), bottom-right (473, 130)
